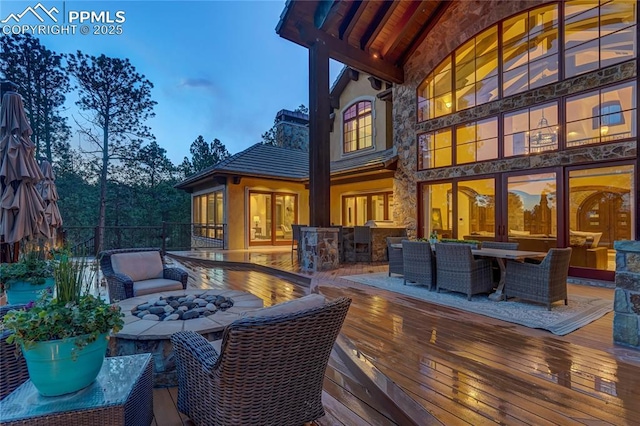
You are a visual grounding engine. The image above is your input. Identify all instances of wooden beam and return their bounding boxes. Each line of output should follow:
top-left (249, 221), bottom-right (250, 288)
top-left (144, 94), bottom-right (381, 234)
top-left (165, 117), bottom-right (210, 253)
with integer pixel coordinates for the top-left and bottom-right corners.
top-left (360, 1), bottom-right (397, 51)
top-left (348, 68), bottom-right (359, 81)
top-left (339, 0), bottom-right (365, 40)
top-left (294, 22), bottom-right (404, 83)
top-left (400, 0), bottom-right (450, 65)
top-left (314, 0), bottom-right (338, 30)
top-left (367, 76), bottom-right (382, 90)
top-left (308, 41), bottom-right (332, 227)
top-left (381, 0), bottom-right (424, 59)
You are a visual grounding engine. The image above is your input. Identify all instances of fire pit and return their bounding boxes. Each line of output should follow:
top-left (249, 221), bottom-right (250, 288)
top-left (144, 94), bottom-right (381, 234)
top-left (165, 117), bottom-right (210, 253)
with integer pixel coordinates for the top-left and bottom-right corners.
top-left (108, 289), bottom-right (263, 387)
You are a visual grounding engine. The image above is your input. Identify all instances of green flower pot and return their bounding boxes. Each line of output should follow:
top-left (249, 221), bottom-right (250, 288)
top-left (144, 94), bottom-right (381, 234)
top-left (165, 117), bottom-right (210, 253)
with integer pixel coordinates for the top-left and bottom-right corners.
top-left (21, 333), bottom-right (108, 396)
top-left (5, 278), bottom-right (54, 305)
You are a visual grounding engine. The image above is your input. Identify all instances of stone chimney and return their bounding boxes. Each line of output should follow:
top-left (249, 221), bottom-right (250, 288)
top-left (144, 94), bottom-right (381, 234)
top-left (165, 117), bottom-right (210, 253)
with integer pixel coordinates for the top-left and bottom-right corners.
top-left (274, 109), bottom-right (309, 152)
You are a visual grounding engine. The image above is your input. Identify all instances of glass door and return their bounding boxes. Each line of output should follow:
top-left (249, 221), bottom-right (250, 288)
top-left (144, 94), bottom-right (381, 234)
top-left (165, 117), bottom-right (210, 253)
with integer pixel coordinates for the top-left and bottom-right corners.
top-left (503, 171), bottom-right (558, 252)
top-left (457, 178), bottom-right (496, 242)
top-left (249, 191), bottom-right (297, 246)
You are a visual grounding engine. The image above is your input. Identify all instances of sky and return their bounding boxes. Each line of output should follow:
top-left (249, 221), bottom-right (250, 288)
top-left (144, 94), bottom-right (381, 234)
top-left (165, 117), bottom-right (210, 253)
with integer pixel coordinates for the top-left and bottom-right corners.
top-left (0, 0), bottom-right (344, 164)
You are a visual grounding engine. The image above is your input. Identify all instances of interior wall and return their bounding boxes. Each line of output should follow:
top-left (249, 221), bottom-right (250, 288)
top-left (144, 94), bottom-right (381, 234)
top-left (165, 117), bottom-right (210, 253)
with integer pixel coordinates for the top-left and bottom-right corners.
top-left (330, 177), bottom-right (394, 225)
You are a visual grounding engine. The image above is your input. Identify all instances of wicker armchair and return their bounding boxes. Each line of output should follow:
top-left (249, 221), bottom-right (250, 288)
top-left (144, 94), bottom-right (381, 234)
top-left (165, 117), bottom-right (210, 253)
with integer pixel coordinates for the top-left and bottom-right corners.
top-left (481, 241), bottom-right (519, 250)
top-left (387, 237), bottom-right (405, 276)
top-left (402, 240), bottom-right (435, 289)
top-left (504, 247), bottom-right (572, 310)
top-left (99, 247), bottom-right (188, 302)
top-left (171, 296), bottom-right (351, 426)
top-left (435, 243), bottom-right (494, 300)
top-left (0, 304), bottom-right (29, 400)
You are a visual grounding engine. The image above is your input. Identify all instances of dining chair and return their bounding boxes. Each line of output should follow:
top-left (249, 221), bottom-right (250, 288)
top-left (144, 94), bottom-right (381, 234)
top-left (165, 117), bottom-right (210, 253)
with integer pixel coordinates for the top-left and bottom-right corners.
top-left (504, 247), bottom-right (572, 310)
top-left (435, 243), bottom-right (494, 300)
top-left (402, 240), bottom-right (435, 289)
top-left (480, 241), bottom-right (519, 283)
top-left (386, 236), bottom-right (405, 277)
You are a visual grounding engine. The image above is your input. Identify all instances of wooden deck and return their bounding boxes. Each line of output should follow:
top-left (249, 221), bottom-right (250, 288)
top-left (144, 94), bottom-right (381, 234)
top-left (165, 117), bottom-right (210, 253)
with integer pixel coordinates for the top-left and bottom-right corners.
top-left (150, 248), bottom-right (640, 426)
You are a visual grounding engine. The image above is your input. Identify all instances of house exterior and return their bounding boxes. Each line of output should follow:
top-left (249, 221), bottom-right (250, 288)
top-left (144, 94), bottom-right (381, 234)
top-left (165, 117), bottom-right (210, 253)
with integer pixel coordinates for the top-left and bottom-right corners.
top-left (277, 0), bottom-right (638, 282)
top-left (175, 68), bottom-right (397, 250)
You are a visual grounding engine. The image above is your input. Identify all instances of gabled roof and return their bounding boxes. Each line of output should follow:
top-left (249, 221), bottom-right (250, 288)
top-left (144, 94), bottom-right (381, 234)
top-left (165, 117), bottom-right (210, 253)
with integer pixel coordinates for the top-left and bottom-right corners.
top-left (175, 143), bottom-right (398, 190)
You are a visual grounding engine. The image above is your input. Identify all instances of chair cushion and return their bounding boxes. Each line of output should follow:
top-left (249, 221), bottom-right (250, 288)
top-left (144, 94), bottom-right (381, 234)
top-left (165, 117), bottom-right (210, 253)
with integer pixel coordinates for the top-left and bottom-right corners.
top-left (570, 230), bottom-right (602, 248)
top-left (133, 278), bottom-right (183, 297)
top-left (112, 251), bottom-right (164, 282)
top-left (242, 294), bottom-right (326, 319)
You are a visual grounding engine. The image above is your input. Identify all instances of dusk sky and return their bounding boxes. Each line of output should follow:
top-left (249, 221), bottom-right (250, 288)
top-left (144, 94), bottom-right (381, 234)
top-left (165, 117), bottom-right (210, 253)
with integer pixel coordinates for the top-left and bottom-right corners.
top-left (1, 0), bottom-right (344, 164)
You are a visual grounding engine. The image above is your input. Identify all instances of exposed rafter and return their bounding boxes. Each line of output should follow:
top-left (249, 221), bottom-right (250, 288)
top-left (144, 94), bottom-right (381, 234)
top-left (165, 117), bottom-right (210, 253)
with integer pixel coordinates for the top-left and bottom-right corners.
top-left (287, 22), bottom-right (404, 83)
top-left (339, 0), bottom-right (365, 40)
top-left (360, 1), bottom-right (397, 51)
top-left (381, 0), bottom-right (424, 59)
top-left (314, 0), bottom-right (338, 30)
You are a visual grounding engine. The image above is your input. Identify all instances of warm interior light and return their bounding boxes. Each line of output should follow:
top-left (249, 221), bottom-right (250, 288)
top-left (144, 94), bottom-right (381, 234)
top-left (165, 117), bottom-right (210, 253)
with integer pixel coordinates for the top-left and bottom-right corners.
top-left (600, 126), bottom-right (609, 136)
top-left (445, 101), bottom-right (452, 109)
top-left (253, 216), bottom-right (260, 227)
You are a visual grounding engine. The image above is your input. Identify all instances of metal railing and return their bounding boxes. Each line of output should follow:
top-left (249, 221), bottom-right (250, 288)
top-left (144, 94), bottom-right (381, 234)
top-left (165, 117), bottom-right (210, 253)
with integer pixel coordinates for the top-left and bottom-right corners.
top-left (62, 222), bottom-right (227, 256)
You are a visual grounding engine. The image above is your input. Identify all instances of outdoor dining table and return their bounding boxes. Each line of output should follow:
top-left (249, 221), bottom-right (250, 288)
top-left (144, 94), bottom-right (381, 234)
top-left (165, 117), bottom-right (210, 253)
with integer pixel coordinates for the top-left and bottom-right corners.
top-left (390, 243), bottom-right (547, 301)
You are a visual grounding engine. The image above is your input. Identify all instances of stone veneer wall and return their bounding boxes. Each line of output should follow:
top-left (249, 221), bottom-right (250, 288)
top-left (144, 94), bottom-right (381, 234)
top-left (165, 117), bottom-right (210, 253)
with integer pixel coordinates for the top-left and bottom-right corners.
top-left (614, 241), bottom-right (640, 348)
top-left (341, 227), bottom-right (407, 262)
top-left (391, 1), bottom-right (638, 238)
top-left (276, 120), bottom-right (309, 152)
top-left (299, 227), bottom-right (339, 271)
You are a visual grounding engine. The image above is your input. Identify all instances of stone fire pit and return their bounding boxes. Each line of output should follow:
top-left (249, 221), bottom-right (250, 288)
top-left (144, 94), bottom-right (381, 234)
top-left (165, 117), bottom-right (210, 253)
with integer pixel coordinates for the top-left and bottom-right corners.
top-left (108, 289), bottom-right (263, 387)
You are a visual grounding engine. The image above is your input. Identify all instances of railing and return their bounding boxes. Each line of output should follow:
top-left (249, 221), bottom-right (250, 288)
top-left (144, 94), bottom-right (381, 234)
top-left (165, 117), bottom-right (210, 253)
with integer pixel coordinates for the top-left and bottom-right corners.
top-left (62, 223), bottom-right (227, 256)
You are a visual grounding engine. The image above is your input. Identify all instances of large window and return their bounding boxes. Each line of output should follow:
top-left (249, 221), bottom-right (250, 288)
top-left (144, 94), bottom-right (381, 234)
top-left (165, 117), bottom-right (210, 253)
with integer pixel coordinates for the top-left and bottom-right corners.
top-left (421, 182), bottom-right (452, 238)
top-left (342, 192), bottom-right (393, 226)
top-left (504, 102), bottom-right (558, 157)
top-left (503, 4), bottom-right (559, 96)
top-left (565, 0), bottom-right (637, 78)
top-left (418, 128), bottom-right (452, 170)
top-left (456, 117), bottom-right (498, 164)
top-left (249, 191), bottom-right (297, 245)
top-left (417, 57), bottom-right (453, 121)
top-left (343, 100), bottom-right (373, 153)
top-left (507, 172), bottom-right (557, 238)
top-left (455, 26), bottom-right (499, 110)
top-left (566, 81), bottom-right (636, 146)
top-left (193, 190), bottom-right (224, 239)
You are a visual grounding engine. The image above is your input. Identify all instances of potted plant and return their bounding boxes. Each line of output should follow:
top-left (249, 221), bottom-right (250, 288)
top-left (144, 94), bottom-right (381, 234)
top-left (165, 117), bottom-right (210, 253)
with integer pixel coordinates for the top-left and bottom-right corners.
top-left (0, 250), bottom-right (54, 304)
top-left (2, 256), bottom-right (124, 396)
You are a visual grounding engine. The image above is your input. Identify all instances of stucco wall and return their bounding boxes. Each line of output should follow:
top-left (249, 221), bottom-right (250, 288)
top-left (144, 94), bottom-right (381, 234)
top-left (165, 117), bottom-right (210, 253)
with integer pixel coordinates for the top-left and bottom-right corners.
top-left (226, 177), bottom-right (308, 249)
top-left (330, 73), bottom-right (391, 162)
top-left (393, 0), bottom-right (638, 238)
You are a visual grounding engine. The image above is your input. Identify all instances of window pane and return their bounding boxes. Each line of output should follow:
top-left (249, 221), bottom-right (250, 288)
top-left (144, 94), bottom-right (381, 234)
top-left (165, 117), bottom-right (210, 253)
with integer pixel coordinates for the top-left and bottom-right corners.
top-left (476, 51), bottom-right (498, 80)
top-left (504, 110), bottom-right (529, 135)
top-left (507, 172), bottom-right (557, 237)
top-left (566, 91), bottom-right (599, 121)
top-left (565, 6), bottom-right (599, 49)
top-left (600, 1), bottom-right (636, 36)
top-left (565, 0), bottom-right (599, 22)
top-left (529, 28), bottom-right (559, 61)
top-left (476, 26), bottom-right (498, 57)
top-left (476, 76), bottom-right (498, 104)
top-left (456, 84), bottom-right (475, 110)
top-left (477, 137), bottom-right (498, 161)
top-left (529, 4), bottom-right (558, 35)
top-left (458, 178), bottom-right (495, 238)
top-left (529, 56), bottom-right (558, 89)
top-left (600, 27), bottom-right (637, 68)
top-left (503, 12), bottom-right (528, 46)
top-left (434, 94), bottom-right (453, 117)
top-left (567, 117), bottom-right (601, 146)
top-left (503, 41), bottom-right (528, 71)
top-left (418, 133), bottom-right (431, 170)
top-left (503, 64), bottom-right (528, 96)
top-left (565, 39), bottom-right (600, 77)
top-left (456, 141), bottom-right (476, 164)
top-left (422, 182), bottom-right (452, 237)
top-left (434, 147), bottom-right (452, 168)
top-left (434, 69), bottom-right (451, 97)
top-left (455, 39), bottom-right (475, 69)
top-left (435, 129), bottom-right (452, 149)
top-left (455, 60), bottom-right (476, 89)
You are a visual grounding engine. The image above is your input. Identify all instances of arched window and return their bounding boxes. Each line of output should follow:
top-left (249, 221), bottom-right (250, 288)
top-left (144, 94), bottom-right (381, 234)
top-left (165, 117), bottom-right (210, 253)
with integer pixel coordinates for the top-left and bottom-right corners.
top-left (343, 100), bottom-right (373, 153)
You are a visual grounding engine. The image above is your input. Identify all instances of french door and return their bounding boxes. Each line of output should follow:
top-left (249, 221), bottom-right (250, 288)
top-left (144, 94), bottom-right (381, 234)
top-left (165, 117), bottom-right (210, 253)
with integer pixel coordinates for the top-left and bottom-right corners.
top-left (249, 191), bottom-right (297, 246)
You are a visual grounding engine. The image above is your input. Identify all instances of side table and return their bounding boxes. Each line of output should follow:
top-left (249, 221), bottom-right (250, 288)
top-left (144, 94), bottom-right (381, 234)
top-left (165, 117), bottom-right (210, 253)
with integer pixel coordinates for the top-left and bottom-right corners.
top-left (0, 353), bottom-right (153, 426)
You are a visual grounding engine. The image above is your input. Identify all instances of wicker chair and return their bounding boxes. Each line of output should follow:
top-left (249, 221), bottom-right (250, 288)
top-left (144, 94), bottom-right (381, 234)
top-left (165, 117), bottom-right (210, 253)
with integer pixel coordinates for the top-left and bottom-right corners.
top-left (480, 241), bottom-right (519, 283)
top-left (402, 240), bottom-right (435, 289)
top-left (99, 247), bottom-right (188, 302)
top-left (0, 304), bottom-right (29, 400)
top-left (171, 297), bottom-right (351, 426)
top-left (504, 247), bottom-right (572, 310)
top-left (481, 241), bottom-right (519, 250)
top-left (435, 243), bottom-right (494, 300)
top-left (387, 236), bottom-right (405, 276)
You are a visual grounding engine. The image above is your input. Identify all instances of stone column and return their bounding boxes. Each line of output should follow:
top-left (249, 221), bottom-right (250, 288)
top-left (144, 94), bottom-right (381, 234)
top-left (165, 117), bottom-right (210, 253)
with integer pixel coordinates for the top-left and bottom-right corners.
top-left (613, 241), bottom-right (640, 348)
top-left (299, 227), bottom-right (339, 272)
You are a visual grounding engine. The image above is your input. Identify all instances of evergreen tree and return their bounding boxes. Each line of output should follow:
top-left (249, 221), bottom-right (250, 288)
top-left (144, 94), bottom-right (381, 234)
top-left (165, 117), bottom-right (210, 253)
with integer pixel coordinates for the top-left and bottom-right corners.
top-left (182, 135), bottom-right (230, 175)
top-left (67, 52), bottom-right (156, 253)
top-left (0, 33), bottom-right (71, 162)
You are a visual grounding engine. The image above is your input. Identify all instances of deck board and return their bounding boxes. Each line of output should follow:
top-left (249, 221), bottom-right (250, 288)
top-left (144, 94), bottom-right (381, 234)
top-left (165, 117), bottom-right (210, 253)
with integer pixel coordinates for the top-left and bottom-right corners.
top-left (154, 249), bottom-right (639, 425)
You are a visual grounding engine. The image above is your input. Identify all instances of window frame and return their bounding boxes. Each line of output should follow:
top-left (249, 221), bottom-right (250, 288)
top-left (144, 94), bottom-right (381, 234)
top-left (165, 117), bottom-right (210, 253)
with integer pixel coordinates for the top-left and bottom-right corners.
top-left (342, 98), bottom-right (374, 154)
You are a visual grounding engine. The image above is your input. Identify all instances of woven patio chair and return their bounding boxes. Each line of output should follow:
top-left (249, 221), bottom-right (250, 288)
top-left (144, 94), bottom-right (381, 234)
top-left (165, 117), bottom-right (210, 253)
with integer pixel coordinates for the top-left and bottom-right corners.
top-left (171, 296), bottom-right (351, 426)
top-left (0, 304), bottom-right (29, 400)
top-left (481, 241), bottom-right (519, 250)
top-left (504, 247), bottom-right (572, 310)
top-left (402, 240), bottom-right (435, 289)
top-left (435, 243), bottom-right (494, 300)
top-left (387, 236), bottom-right (405, 276)
top-left (99, 247), bottom-right (188, 302)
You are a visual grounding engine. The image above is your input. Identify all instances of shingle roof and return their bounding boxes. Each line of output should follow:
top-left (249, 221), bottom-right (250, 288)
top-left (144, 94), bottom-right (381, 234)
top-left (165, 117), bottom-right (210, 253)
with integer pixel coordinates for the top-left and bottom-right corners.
top-left (175, 143), bottom-right (397, 189)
